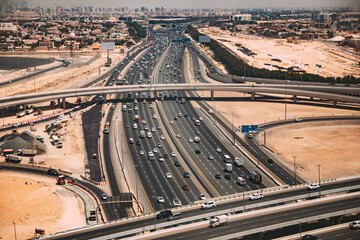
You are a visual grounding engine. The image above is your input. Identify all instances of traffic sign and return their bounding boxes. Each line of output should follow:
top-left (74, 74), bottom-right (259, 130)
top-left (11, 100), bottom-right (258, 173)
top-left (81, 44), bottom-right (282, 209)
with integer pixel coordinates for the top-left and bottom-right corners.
top-left (241, 125), bottom-right (258, 133)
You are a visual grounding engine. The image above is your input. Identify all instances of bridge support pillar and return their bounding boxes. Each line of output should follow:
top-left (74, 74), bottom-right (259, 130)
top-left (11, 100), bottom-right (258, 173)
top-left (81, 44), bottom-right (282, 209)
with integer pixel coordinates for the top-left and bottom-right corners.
top-left (310, 97), bottom-right (313, 100)
top-left (57, 99), bottom-right (61, 105)
top-left (154, 91), bottom-right (157, 99)
top-left (251, 92), bottom-right (255, 101)
top-left (62, 98), bottom-right (66, 109)
top-left (293, 95), bottom-right (297, 103)
top-left (333, 100), bottom-right (337, 107)
top-left (211, 91), bottom-right (214, 101)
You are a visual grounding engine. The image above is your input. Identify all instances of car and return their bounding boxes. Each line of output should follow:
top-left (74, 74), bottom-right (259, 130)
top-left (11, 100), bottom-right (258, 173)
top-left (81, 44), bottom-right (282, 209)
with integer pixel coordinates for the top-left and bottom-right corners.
top-left (178, 113), bottom-right (182, 117)
top-left (164, 154), bottom-right (170, 158)
top-left (149, 104), bottom-right (153, 108)
top-left (167, 213), bottom-right (182, 221)
top-left (188, 138), bottom-right (194, 143)
top-left (125, 124), bottom-right (129, 128)
top-left (201, 201), bottom-right (216, 209)
top-left (47, 168), bottom-right (58, 176)
top-left (307, 183), bottom-right (320, 190)
top-left (174, 160), bottom-right (181, 167)
top-left (195, 149), bottom-right (201, 154)
top-left (153, 114), bottom-right (157, 119)
top-left (160, 135), bottom-right (165, 140)
top-left (141, 119), bottom-right (146, 124)
top-left (170, 120), bottom-right (175, 125)
top-left (157, 125), bottom-right (161, 130)
top-left (225, 174), bottom-right (231, 180)
top-left (173, 198), bottom-right (182, 207)
top-left (349, 221), bottom-right (360, 229)
top-left (151, 127), bottom-right (155, 132)
top-left (157, 196), bottom-right (165, 204)
top-left (166, 173), bottom-right (172, 179)
top-left (215, 173), bottom-right (222, 179)
top-left (139, 150), bottom-right (144, 155)
top-left (295, 118), bottom-right (302, 122)
top-left (199, 117), bottom-right (203, 121)
top-left (153, 148), bottom-right (158, 153)
top-left (208, 155), bottom-right (214, 160)
top-left (191, 117), bottom-right (196, 121)
top-left (184, 172), bottom-right (190, 178)
top-left (158, 156), bottom-right (164, 162)
top-left (183, 185), bottom-right (189, 190)
top-left (195, 130), bottom-right (200, 135)
top-left (136, 140), bottom-right (141, 146)
top-left (101, 193), bottom-right (107, 200)
top-left (156, 210), bottom-right (173, 219)
top-left (129, 138), bottom-right (134, 144)
top-left (157, 143), bottom-right (162, 148)
top-left (170, 152), bottom-right (176, 157)
top-left (249, 193), bottom-right (264, 200)
top-left (301, 235), bottom-right (318, 240)
top-left (267, 158), bottom-right (274, 163)
top-left (148, 152), bottom-right (154, 157)
top-left (174, 116), bottom-right (179, 120)
top-left (199, 194), bottom-right (206, 200)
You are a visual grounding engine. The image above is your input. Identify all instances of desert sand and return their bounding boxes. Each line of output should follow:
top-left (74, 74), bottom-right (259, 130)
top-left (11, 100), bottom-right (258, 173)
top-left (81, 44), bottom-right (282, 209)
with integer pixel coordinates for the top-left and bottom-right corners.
top-left (0, 171), bottom-right (85, 240)
top-left (198, 26), bottom-right (360, 78)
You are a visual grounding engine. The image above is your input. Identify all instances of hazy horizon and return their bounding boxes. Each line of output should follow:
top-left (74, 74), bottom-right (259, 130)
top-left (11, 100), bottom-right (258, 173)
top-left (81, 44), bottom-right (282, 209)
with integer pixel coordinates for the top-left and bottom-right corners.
top-left (24, 0), bottom-right (360, 10)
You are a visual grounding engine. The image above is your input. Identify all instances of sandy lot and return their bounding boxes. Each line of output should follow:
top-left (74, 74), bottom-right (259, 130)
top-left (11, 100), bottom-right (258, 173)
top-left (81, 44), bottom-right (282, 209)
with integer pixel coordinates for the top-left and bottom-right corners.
top-left (264, 121), bottom-right (360, 182)
top-left (198, 27), bottom-right (360, 78)
top-left (0, 171), bottom-right (85, 240)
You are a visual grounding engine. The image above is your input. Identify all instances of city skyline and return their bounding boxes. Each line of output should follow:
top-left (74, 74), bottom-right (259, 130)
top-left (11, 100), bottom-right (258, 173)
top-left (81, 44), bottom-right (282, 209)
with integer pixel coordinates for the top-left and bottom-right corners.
top-left (23, 0), bottom-right (360, 10)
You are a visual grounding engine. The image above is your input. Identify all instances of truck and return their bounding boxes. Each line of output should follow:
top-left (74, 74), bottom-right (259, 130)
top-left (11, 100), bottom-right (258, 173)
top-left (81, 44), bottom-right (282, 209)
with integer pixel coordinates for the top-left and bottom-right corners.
top-left (16, 111), bottom-right (26, 118)
top-left (194, 136), bottom-right (200, 143)
top-left (209, 215), bottom-right (229, 228)
top-left (237, 176), bottom-right (246, 186)
top-left (250, 171), bottom-right (262, 184)
top-left (2, 149), bottom-right (14, 156)
top-left (5, 154), bottom-right (22, 163)
top-left (122, 105), bottom-right (127, 112)
top-left (134, 115), bottom-right (140, 122)
top-left (225, 163), bottom-right (232, 173)
top-left (234, 157), bottom-right (244, 167)
top-left (56, 175), bottom-right (66, 185)
top-left (140, 130), bottom-right (146, 138)
top-left (17, 149), bottom-right (37, 156)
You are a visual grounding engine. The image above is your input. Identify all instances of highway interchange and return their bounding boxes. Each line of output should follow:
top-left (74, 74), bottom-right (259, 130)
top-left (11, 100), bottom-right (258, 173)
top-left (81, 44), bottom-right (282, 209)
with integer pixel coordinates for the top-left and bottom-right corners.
top-left (2, 25), bottom-right (360, 239)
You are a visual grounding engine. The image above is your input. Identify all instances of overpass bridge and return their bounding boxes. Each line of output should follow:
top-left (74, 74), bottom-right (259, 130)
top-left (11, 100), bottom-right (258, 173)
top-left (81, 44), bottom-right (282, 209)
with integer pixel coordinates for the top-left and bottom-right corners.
top-left (1, 83), bottom-right (360, 108)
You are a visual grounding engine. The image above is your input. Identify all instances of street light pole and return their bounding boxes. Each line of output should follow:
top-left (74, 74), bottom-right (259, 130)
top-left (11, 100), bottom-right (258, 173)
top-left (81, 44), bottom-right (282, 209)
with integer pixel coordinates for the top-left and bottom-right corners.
top-left (293, 156), bottom-right (297, 185)
top-left (243, 187), bottom-right (246, 213)
top-left (133, 165), bottom-right (139, 213)
top-left (151, 195), bottom-right (156, 230)
top-left (12, 222), bottom-right (17, 240)
top-left (317, 164), bottom-right (321, 197)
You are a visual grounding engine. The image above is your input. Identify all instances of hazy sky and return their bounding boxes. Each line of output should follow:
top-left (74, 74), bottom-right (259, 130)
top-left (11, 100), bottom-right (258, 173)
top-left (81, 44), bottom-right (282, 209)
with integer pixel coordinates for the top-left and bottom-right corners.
top-left (27, 0), bottom-right (359, 9)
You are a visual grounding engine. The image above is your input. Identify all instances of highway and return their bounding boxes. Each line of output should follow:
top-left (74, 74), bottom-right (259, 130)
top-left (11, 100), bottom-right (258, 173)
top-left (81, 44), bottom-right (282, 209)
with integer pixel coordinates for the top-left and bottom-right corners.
top-left (156, 194), bottom-right (360, 240)
top-left (44, 177), bottom-right (360, 239)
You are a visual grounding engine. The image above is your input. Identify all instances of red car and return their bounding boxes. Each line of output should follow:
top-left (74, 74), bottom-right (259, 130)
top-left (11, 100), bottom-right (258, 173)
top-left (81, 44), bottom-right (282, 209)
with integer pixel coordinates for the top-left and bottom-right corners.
top-left (164, 154), bottom-right (170, 158)
top-left (183, 184), bottom-right (189, 190)
top-left (174, 117), bottom-right (179, 120)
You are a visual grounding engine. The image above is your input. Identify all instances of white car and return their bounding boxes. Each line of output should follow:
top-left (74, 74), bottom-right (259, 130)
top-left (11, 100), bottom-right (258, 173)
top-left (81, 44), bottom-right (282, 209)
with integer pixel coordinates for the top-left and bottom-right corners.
top-left (170, 120), bottom-right (175, 125)
top-left (153, 114), bottom-right (157, 119)
top-left (307, 183), bottom-right (320, 190)
top-left (176, 134), bottom-right (181, 138)
top-left (151, 127), bottom-right (155, 132)
top-left (149, 104), bottom-right (153, 108)
top-left (173, 198), bottom-right (182, 207)
top-left (158, 156), bottom-right (164, 162)
top-left (141, 119), bottom-right (146, 124)
top-left (157, 196), bottom-right (165, 204)
top-left (166, 173), bottom-right (172, 179)
top-left (170, 152), bottom-right (176, 157)
top-left (153, 148), bottom-right (158, 153)
top-left (148, 152), bottom-right (154, 157)
top-left (216, 148), bottom-right (222, 153)
top-left (199, 194), bottom-right (206, 200)
top-left (349, 221), bottom-right (360, 229)
top-left (139, 150), bottom-right (144, 155)
top-left (249, 193), bottom-right (264, 200)
top-left (201, 201), bottom-right (216, 209)
top-left (188, 138), bottom-right (194, 143)
top-left (160, 135), bottom-right (165, 140)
